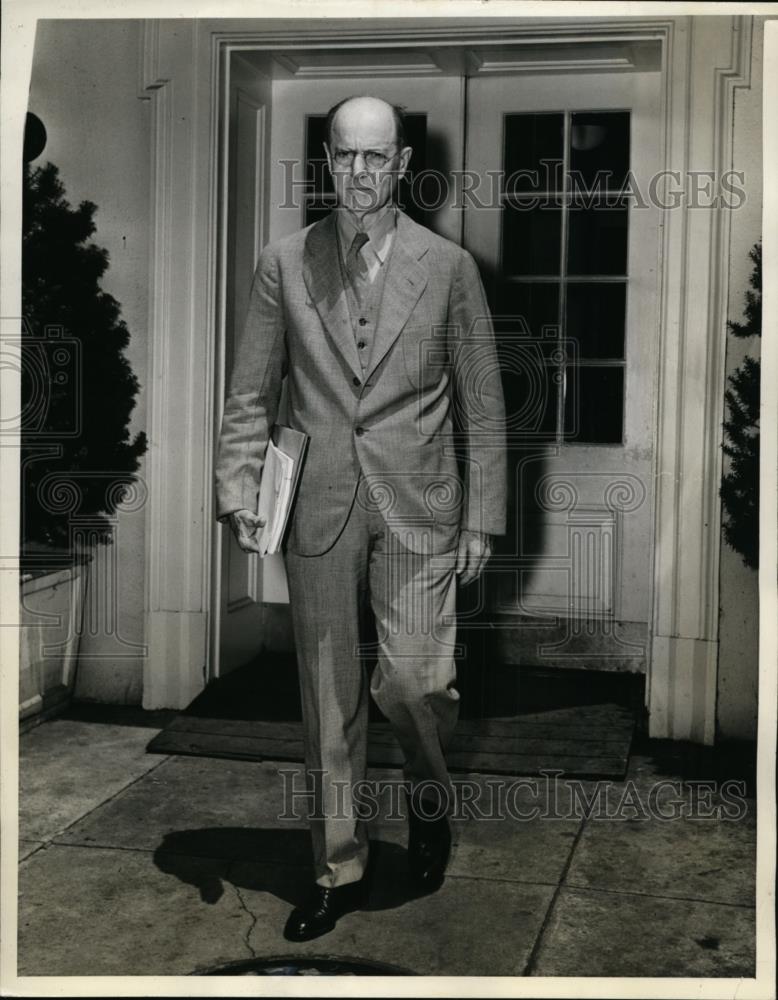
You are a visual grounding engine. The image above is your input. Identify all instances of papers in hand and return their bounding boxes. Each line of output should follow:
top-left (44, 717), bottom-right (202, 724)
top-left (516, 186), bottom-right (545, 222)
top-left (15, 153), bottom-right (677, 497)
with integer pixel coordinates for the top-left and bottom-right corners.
top-left (256, 425), bottom-right (309, 556)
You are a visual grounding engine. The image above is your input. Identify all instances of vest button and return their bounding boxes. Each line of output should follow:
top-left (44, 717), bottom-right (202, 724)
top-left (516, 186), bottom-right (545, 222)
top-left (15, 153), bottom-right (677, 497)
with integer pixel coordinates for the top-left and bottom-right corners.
top-left (352, 376), bottom-right (360, 387)
top-left (355, 426), bottom-right (366, 437)
top-left (359, 317), bottom-right (367, 326)
top-left (357, 340), bottom-right (366, 349)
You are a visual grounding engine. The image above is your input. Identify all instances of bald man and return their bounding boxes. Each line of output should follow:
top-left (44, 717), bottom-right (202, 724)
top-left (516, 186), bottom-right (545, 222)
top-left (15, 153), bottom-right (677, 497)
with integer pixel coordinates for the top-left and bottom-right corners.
top-left (215, 95), bottom-right (506, 941)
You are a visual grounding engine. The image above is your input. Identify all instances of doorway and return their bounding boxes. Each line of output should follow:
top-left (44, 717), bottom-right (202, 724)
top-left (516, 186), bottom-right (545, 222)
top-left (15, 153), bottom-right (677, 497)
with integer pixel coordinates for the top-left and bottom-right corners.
top-left (216, 46), bottom-right (663, 715)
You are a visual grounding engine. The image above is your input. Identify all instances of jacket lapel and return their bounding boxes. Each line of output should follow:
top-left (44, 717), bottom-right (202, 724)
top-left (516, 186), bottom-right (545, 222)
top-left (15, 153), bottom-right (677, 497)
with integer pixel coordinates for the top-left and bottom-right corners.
top-left (302, 210), bottom-right (431, 383)
top-left (302, 213), bottom-right (363, 380)
top-left (367, 211), bottom-right (429, 379)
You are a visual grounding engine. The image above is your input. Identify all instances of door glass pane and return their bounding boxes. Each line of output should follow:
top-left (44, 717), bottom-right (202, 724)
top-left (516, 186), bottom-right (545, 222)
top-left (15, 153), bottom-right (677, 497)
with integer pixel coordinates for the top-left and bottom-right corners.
top-left (565, 282), bottom-right (626, 359)
top-left (497, 338), bottom-right (559, 438)
top-left (504, 113), bottom-right (564, 194)
top-left (494, 282), bottom-right (560, 438)
top-left (304, 112), bottom-right (428, 226)
top-left (494, 281), bottom-right (559, 337)
top-left (396, 114), bottom-right (428, 222)
top-left (567, 198), bottom-right (628, 276)
top-left (564, 365), bottom-right (624, 443)
top-left (570, 111), bottom-right (630, 191)
top-left (503, 202), bottom-right (562, 276)
top-left (302, 200), bottom-right (333, 225)
top-left (304, 115), bottom-right (332, 196)
top-left (497, 109), bottom-right (631, 443)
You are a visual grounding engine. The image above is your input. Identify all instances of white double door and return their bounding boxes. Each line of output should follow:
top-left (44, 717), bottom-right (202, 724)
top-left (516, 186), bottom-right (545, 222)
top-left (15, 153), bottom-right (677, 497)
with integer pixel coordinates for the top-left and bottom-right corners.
top-left (218, 60), bottom-right (662, 676)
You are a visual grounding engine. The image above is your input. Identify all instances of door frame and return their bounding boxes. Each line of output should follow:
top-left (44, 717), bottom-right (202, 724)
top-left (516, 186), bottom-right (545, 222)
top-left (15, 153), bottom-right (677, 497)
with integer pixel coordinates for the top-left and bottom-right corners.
top-left (138, 15), bottom-right (753, 744)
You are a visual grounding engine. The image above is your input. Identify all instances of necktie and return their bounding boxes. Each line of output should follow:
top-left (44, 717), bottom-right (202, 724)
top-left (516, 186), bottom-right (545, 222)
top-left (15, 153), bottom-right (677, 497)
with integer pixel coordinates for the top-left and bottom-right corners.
top-left (346, 231), bottom-right (370, 303)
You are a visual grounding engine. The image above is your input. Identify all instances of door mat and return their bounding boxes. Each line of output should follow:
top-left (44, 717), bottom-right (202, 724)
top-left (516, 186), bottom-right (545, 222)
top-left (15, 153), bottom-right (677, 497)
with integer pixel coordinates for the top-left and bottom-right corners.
top-left (147, 702), bottom-right (635, 779)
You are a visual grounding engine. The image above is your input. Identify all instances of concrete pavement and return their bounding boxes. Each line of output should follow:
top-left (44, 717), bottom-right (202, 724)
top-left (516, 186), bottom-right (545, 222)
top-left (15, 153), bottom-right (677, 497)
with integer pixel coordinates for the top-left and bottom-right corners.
top-left (17, 713), bottom-right (756, 977)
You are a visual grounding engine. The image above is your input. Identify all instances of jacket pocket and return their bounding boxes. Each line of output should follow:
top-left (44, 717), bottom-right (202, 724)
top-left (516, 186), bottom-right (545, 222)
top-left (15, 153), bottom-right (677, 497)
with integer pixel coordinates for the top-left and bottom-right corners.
top-left (402, 326), bottom-right (452, 390)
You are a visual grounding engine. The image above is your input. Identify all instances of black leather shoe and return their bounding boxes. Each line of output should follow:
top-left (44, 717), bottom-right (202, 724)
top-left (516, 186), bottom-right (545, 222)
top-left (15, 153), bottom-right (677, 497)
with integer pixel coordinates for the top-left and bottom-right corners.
top-left (283, 876), bottom-right (369, 942)
top-left (406, 791), bottom-right (452, 894)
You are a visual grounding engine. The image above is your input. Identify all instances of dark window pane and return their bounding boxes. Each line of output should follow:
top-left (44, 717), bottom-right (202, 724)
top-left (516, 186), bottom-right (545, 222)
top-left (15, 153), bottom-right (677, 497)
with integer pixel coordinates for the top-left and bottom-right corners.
top-left (395, 113), bottom-right (428, 223)
top-left (565, 282), bottom-right (626, 359)
top-left (504, 113), bottom-right (564, 194)
top-left (567, 199), bottom-right (628, 276)
top-left (503, 202), bottom-right (561, 276)
top-left (497, 338), bottom-right (559, 438)
top-left (494, 282), bottom-right (559, 338)
top-left (569, 112), bottom-right (630, 191)
top-left (564, 365), bottom-right (624, 443)
top-left (304, 115), bottom-right (331, 194)
top-left (494, 283), bottom-right (561, 438)
top-left (304, 199), bottom-right (336, 226)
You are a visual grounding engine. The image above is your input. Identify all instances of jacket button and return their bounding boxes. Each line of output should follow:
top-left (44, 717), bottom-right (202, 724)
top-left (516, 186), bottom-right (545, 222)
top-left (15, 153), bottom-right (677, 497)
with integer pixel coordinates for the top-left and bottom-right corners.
top-left (352, 376), bottom-right (361, 387)
top-left (359, 317), bottom-right (367, 326)
top-left (355, 426), bottom-right (366, 437)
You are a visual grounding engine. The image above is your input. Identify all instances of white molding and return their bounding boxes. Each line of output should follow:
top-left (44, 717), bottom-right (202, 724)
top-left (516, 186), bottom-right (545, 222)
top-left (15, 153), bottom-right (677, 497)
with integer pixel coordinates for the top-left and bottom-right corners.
top-left (201, 19), bottom-right (675, 50)
top-left (138, 20), bottom-right (221, 708)
top-left (273, 50), bottom-right (442, 77)
top-left (232, 90), bottom-right (265, 270)
top-left (465, 40), bottom-right (661, 75)
top-left (469, 56), bottom-right (633, 75)
top-left (648, 15), bottom-right (752, 743)
top-left (208, 36), bottom-right (235, 687)
top-left (200, 21), bottom-right (226, 695)
top-left (146, 611), bottom-right (208, 708)
top-left (137, 20), bottom-right (161, 98)
top-left (146, 95), bottom-right (172, 603)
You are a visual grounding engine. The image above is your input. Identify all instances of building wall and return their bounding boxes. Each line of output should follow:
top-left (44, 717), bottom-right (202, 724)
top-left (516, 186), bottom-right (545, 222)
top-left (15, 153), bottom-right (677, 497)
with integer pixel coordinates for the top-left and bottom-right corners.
top-left (715, 17), bottom-right (763, 742)
top-left (27, 20), bottom-right (150, 703)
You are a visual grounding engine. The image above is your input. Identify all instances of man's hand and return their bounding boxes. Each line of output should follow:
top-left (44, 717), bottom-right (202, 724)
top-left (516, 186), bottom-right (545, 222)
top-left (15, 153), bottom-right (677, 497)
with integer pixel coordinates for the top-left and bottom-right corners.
top-left (228, 509), bottom-right (266, 555)
top-left (455, 530), bottom-right (493, 585)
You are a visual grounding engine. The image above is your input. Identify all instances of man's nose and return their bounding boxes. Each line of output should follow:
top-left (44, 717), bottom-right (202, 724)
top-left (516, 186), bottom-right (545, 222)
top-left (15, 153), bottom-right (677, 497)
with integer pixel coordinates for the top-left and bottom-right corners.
top-left (350, 151), bottom-right (369, 177)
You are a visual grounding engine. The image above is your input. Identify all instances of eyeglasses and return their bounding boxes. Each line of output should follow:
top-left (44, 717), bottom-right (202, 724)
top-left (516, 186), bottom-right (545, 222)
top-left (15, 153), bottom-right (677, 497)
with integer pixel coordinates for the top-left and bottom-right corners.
top-left (330, 148), bottom-right (397, 170)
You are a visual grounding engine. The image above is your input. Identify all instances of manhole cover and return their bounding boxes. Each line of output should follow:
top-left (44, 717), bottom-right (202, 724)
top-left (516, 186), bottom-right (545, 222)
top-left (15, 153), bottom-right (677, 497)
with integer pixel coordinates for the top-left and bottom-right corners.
top-left (199, 956), bottom-right (414, 976)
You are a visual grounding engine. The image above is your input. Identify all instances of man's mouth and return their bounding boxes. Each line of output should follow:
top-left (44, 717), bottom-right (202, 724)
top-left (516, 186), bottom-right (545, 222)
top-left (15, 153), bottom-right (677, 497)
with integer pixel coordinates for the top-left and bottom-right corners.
top-left (347, 187), bottom-right (380, 208)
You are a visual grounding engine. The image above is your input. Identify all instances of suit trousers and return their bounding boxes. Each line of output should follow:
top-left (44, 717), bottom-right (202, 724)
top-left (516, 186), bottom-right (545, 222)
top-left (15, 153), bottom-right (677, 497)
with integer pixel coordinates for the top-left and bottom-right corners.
top-left (284, 485), bottom-right (460, 888)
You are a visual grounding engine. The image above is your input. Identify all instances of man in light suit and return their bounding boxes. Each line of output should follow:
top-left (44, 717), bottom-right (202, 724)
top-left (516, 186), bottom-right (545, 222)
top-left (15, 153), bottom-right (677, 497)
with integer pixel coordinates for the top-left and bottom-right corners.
top-left (215, 95), bottom-right (506, 941)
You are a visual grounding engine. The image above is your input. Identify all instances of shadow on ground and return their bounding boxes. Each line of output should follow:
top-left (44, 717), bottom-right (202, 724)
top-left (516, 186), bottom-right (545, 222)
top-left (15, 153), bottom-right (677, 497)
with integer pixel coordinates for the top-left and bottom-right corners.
top-left (630, 732), bottom-right (757, 797)
top-left (153, 829), bottom-right (426, 912)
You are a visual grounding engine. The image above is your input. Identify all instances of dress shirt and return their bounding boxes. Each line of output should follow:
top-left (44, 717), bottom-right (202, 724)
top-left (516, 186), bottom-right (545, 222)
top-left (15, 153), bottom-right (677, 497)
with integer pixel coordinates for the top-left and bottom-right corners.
top-left (335, 204), bottom-right (397, 284)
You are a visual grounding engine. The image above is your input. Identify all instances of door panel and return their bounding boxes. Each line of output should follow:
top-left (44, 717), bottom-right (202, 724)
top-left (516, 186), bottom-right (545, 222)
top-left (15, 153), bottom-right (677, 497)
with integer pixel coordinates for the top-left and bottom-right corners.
top-left (464, 70), bottom-right (662, 632)
top-left (219, 56), bottom-right (277, 676)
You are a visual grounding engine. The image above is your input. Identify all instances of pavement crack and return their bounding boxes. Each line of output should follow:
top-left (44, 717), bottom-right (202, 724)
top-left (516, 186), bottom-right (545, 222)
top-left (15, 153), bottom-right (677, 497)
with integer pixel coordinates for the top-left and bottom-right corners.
top-left (233, 882), bottom-right (259, 959)
top-left (521, 813), bottom-right (588, 976)
top-left (33, 754), bottom-right (172, 848)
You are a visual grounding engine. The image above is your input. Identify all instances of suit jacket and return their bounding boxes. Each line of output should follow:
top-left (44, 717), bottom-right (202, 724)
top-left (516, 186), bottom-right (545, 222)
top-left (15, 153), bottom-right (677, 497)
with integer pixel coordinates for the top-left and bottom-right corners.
top-left (215, 209), bottom-right (507, 556)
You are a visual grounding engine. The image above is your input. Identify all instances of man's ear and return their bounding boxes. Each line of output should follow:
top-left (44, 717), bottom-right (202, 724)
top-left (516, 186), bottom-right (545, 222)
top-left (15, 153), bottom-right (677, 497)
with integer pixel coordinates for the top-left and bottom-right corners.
top-left (397, 145), bottom-right (413, 180)
top-left (323, 142), bottom-right (334, 175)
